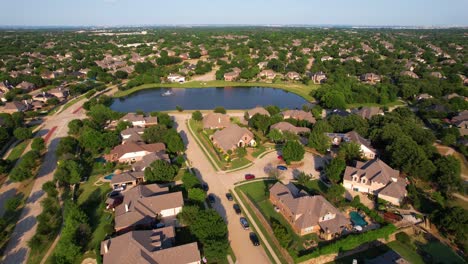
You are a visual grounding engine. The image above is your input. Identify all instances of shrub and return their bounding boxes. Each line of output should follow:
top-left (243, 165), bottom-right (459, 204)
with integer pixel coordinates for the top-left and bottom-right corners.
top-left (271, 219), bottom-right (292, 248)
top-left (5, 196), bottom-right (22, 212)
top-left (192, 110), bottom-right (203, 121)
top-left (176, 105), bottom-right (184, 112)
top-left (213, 106), bottom-right (226, 114)
top-left (395, 232), bottom-right (411, 245)
top-left (13, 127), bottom-right (32, 140)
top-left (31, 137), bottom-right (45, 152)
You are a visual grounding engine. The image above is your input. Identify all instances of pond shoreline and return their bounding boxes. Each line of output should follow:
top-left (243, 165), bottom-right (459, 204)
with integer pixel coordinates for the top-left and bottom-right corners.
top-left (112, 80), bottom-right (318, 102)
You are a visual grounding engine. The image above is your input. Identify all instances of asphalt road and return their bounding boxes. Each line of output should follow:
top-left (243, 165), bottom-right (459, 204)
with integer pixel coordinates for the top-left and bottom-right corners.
top-left (2, 100), bottom-right (87, 264)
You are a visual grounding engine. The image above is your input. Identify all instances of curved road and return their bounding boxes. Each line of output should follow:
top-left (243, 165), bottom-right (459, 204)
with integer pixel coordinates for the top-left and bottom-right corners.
top-left (1, 100), bottom-right (88, 264)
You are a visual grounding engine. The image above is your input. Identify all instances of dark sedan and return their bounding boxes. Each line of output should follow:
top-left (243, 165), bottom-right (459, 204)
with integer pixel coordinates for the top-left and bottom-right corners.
top-left (249, 232), bottom-right (260, 246)
top-left (240, 217), bottom-right (249, 230)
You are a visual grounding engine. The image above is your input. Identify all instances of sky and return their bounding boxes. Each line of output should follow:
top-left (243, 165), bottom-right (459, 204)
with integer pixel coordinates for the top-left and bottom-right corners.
top-left (1, 0), bottom-right (468, 27)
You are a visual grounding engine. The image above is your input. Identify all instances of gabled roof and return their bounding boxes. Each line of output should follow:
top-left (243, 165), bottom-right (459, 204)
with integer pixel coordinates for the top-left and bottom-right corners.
top-left (345, 131), bottom-right (376, 152)
top-left (111, 171), bottom-right (145, 185)
top-left (114, 186), bottom-right (181, 230)
top-left (212, 124), bottom-right (253, 151)
top-left (132, 152), bottom-right (170, 171)
top-left (344, 159), bottom-right (400, 185)
top-left (282, 110), bottom-right (316, 124)
top-left (202, 113), bottom-right (231, 129)
top-left (271, 122), bottom-right (310, 134)
top-left (101, 227), bottom-right (201, 264)
top-left (270, 182), bottom-right (349, 232)
top-left (109, 142), bottom-right (166, 160)
top-left (247, 107), bottom-right (270, 117)
top-left (354, 107), bottom-right (383, 120)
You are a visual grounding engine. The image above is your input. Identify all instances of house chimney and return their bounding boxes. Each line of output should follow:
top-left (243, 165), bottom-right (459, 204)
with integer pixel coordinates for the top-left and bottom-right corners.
top-left (125, 203), bottom-right (129, 212)
top-left (104, 240), bottom-right (109, 253)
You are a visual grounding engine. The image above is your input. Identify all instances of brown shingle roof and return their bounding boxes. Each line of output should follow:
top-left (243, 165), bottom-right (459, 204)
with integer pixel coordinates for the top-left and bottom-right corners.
top-left (202, 113), bottom-right (231, 129)
top-left (101, 227), bottom-right (200, 264)
top-left (354, 107), bottom-right (383, 120)
top-left (247, 107), bottom-right (270, 117)
top-left (270, 122), bottom-right (310, 134)
top-left (282, 110), bottom-right (316, 124)
top-left (212, 124), bottom-right (254, 152)
top-left (114, 184), bottom-right (180, 230)
top-left (111, 171), bottom-right (145, 185)
top-left (109, 142), bottom-right (166, 161)
top-left (132, 152), bottom-right (170, 171)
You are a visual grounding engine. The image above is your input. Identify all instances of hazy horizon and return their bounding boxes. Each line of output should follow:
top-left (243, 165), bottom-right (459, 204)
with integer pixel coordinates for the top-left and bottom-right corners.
top-left (1, 0), bottom-right (468, 27)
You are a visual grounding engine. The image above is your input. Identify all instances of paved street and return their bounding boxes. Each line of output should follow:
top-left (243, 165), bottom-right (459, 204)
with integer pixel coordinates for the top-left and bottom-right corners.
top-left (2, 100), bottom-right (87, 264)
top-left (174, 113), bottom-right (322, 264)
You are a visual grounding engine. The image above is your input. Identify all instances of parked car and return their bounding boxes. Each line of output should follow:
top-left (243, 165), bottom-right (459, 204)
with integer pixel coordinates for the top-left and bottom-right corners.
top-left (277, 155), bottom-right (283, 160)
top-left (240, 217), bottom-right (249, 230)
top-left (108, 191), bottom-right (121, 197)
top-left (233, 204), bottom-right (241, 215)
top-left (208, 194), bottom-right (215, 203)
top-left (202, 183), bottom-right (209, 192)
top-left (277, 165), bottom-right (288, 171)
top-left (245, 174), bottom-right (255, 180)
top-left (249, 232), bottom-right (260, 246)
top-left (113, 186), bottom-right (124, 192)
top-left (226, 193), bottom-right (233, 201)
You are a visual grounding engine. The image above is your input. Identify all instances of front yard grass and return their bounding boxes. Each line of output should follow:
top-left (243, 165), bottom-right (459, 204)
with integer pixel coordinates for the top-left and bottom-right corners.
top-left (6, 140), bottom-right (30, 162)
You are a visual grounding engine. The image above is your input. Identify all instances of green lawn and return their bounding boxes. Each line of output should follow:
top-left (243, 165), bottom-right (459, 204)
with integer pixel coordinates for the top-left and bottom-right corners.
top-left (421, 241), bottom-right (465, 264)
top-left (6, 140), bottom-right (30, 162)
top-left (387, 241), bottom-right (425, 264)
top-left (113, 80), bottom-right (318, 102)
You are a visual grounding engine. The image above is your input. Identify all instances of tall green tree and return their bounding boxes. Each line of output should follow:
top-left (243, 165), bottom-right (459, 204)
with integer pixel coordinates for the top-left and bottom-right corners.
top-left (282, 140), bottom-right (305, 164)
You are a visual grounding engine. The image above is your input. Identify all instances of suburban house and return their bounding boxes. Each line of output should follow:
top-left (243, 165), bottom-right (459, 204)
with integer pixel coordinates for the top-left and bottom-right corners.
top-left (110, 171), bottom-right (146, 189)
top-left (211, 124), bottom-right (256, 152)
top-left (257, 61), bottom-right (268, 69)
top-left (101, 226), bottom-right (201, 264)
top-left (326, 131), bottom-right (377, 159)
top-left (1, 101), bottom-right (30, 114)
top-left (16, 81), bottom-right (36, 91)
top-left (311, 71), bottom-right (327, 84)
top-left (114, 184), bottom-right (183, 232)
top-left (247, 106), bottom-right (270, 119)
top-left (0, 81), bottom-right (13, 93)
top-left (270, 122), bottom-right (310, 135)
top-left (321, 56), bottom-right (333, 62)
top-left (32, 92), bottom-right (55, 103)
top-left (120, 127), bottom-right (145, 144)
top-left (286, 71), bottom-right (300, 80)
top-left (120, 113), bottom-right (158, 128)
top-left (360, 73), bottom-right (381, 84)
top-left (343, 159), bottom-right (407, 206)
top-left (224, 71), bottom-right (240, 81)
top-left (353, 107), bottom-right (384, 120)
top-left (202, 113), bottom-right (231, 129)
top-left (400, 71), bottom-right (419, 79)
top-left (48, 87), bottom-right (69, 100)
top-left (105, 142), bottom-right (166, 163)
top-left (167, 73), bottom-right (186, 83)
top-left (451, 110), bottom-right (468, 136)
top-left (269, 182), bottom-right (349, 239)
top-left (258, 69), bottom-right (276, 80)
top-left (132, 152), bottom-right (170, 172)
top-left (282, 110), bottom-right (316, 124)
top-left (415, 93), bottom-right (433, 101)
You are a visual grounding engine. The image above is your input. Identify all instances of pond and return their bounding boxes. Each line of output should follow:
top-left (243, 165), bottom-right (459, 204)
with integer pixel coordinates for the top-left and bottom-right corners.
top-left (111, 87), bottom-right (310, 112)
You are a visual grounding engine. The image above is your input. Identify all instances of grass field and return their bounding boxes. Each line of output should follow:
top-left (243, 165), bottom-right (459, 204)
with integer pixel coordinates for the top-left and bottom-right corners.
top-left (113, 80), bottom-right (318, 101)
top-left (6, 140), bottom-right (30, 162)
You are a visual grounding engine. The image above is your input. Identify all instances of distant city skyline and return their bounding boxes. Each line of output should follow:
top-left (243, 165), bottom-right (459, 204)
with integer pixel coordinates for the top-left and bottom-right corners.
top-left (1, 0), bottom-right (468, 27)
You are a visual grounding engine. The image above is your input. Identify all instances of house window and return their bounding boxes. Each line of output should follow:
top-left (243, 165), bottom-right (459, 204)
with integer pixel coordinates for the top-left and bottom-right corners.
top-left (361, 178), bottom-right (366, 184)
top-left (353, 187), bottom-right (359, 192)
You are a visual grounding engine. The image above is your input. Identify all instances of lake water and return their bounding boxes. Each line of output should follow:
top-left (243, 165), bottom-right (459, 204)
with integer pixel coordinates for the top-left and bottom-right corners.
top-left (111, 87), bottom-right (310, 112)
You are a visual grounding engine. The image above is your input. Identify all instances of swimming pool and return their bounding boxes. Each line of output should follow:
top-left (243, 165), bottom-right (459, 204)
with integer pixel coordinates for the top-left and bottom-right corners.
top-left (104, 173), bottom-right (114, 180)
top-left (350, 211), bottom-right (368, 226)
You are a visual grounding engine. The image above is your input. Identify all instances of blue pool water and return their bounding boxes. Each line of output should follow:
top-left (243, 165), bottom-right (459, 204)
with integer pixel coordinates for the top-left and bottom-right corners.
top-left (104, 173), bottom-right (114, 180)
top-left (350, 211), bottom-right (368, 226)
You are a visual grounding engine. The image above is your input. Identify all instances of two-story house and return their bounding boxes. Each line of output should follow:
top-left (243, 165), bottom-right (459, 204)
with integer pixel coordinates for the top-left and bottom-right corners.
top-left (211, 124), bottom-right (256, 152)
top-left (326, 131), bottom-right (377, 159)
